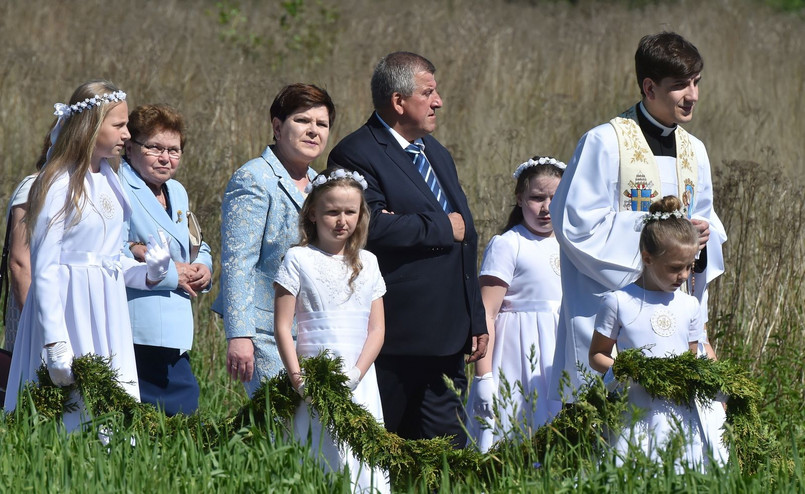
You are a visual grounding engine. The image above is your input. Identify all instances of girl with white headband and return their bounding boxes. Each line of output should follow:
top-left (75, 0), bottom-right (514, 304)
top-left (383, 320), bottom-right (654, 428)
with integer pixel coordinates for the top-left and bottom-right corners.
top-left (466, 155), bottom-right (566, 452)
top-left (589, 195), bottom-right (728, 470)
top-left (274, 167), bottom-right (389, 493)
top-left (4, 80), bottom-right (171, 431)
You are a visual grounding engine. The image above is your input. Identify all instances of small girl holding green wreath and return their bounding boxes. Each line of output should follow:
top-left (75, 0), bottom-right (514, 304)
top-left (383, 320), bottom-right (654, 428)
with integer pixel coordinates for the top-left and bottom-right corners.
top-left (589, 195), bottom-right (728, 470)
top-left (274, 168), bottom-right (389, 493)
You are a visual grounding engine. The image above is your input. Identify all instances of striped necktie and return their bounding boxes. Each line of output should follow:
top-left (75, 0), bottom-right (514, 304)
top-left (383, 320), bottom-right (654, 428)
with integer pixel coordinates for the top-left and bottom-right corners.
top-left (405, 143), bottom-right (452, 213)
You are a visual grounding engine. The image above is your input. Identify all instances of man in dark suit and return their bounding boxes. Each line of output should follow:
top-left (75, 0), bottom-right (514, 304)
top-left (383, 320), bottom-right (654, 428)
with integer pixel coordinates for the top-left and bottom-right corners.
top-left (328, 51), bottom-right (487, 447)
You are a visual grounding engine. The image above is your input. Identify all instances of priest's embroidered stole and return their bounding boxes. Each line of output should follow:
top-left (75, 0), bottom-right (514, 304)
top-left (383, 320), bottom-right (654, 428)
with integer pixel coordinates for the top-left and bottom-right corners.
top-left (610, 105), bottom-right (698, 217)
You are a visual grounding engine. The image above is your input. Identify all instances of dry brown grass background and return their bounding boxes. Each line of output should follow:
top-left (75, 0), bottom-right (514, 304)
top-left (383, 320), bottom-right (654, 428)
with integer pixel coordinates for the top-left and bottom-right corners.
top-left (1, 0), bottom-right (803, 396)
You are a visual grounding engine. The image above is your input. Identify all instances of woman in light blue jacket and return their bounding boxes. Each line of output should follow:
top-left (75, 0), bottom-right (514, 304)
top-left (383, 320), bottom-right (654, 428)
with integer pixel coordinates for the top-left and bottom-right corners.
top-left (212, 84), bottom-right (335, 396)
top-left (121, 104), bottom-right (213, 415)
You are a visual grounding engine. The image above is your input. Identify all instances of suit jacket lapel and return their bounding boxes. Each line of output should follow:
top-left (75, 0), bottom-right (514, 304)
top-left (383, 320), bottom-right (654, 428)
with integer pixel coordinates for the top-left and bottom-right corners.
top-left (121, 162), bottom-right (184, 246)
top-left (163, 180), bottom-right (188, 243)
top-left (261, 147), bottom-right (315, 211)
top-left (367, 115), bottom-right (443, 209)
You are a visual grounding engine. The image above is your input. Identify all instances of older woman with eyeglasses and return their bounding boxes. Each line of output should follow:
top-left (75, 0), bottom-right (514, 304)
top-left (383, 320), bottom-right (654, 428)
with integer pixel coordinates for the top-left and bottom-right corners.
top-left (120, 104), bottom-right (213, 415)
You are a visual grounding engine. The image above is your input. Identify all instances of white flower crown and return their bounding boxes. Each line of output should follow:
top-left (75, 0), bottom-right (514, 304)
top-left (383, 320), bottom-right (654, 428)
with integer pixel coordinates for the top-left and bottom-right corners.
top-left (512, 156), bottom-right (567, 179)
top-left (53, 91), bottom-right (127, 118)
top-left (304, 169), bottom-right (369, 194)
top-left (642, 209), bottom-right (685, 224)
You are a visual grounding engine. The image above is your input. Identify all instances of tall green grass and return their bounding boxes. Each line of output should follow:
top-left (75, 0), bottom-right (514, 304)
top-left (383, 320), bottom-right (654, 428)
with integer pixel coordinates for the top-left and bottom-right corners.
top-left (1, 0), bottom-right (804, 491)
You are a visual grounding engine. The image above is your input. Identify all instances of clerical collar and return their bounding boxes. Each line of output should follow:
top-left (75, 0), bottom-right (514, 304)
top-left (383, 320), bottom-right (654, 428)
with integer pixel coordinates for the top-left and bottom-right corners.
top-left (636, 102), bottom-right (676, 158)
top-left (638, 102), bottom-right (676, 137)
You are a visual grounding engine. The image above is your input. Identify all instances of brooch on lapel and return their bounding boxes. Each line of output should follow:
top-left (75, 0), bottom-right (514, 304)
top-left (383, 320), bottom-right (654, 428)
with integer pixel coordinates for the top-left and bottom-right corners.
top-left (177, 210), bottom-right (183, 223)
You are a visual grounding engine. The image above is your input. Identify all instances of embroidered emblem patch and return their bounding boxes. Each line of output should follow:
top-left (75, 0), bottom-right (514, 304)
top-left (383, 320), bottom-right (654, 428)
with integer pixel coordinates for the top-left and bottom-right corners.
top-left (650, 308), bottom-right (676, 337)
top-left (682, 179), bottom-right (695, 218)
top-left (623, 172), bottom-right (658, 212)
top-left (550, 253), bottom-right (561, 276)
top-left (99, 193), bottom-right (116, 219)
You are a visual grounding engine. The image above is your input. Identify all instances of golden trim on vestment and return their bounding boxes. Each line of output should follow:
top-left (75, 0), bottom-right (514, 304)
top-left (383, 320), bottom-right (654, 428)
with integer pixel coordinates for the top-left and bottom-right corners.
top-left (611, 105), bottom-right (698, 217)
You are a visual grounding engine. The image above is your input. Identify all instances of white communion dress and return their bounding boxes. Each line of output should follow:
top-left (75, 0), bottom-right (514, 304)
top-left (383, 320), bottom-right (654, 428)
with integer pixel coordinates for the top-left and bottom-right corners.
top-left (275, 245), bottom-right (390, 493)
top-left (594, 283), bottom-right (728, 470)
top-left (467, 224), bottom-right (563, 452)
top-left (4, 161), bottom-right (148, 431)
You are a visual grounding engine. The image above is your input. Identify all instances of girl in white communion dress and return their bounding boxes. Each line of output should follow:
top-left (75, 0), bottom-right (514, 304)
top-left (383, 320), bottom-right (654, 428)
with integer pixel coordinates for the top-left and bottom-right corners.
top-left (4, 80), bottom-right (171, 432)
top-left (589, 195), bottom-right (728, 471)
top-left (274, 168), bottom-right (389, 493)
top-left (467, 156), bottom-right (566, 452)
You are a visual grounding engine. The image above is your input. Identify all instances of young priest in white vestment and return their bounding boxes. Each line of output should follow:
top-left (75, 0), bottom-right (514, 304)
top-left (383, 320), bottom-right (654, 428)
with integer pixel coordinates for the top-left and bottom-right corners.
top-left (549, 31), bottom-right (727, 400)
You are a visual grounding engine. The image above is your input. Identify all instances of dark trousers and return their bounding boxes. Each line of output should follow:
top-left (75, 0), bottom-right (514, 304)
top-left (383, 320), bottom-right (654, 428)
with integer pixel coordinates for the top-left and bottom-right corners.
top-left (134, 344), bottom-right (200, 416)
top-left (374, 352), bottom-right (468, 448)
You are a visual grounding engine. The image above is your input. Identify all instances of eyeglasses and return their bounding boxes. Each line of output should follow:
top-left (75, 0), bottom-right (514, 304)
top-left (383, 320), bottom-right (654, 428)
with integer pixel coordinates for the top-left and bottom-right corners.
top-left (131, 138), bottom-right (182, 159)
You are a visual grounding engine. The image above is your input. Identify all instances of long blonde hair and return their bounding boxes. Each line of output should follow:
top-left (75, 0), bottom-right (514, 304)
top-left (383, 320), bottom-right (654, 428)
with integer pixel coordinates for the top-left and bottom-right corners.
top-left (298, 168), bottom-right (370, 293)
top-left (26, 80), bottom-right (126, 239)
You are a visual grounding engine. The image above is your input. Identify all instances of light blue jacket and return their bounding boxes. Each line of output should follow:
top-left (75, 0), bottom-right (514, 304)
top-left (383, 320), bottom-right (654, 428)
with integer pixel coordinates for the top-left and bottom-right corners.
top-left (120, 161), bottom-right (213, 351)
top-left (212, 147), bottom-right (314, 338)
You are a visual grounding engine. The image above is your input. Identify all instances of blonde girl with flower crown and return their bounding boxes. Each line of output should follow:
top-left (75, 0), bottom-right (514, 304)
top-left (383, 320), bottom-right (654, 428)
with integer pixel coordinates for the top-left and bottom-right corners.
top-left (274, 167), bottom-right (389, 493)
top-left (466, 156), bottom-right (565, 452)
top-left (589, 195), bottom-right (728, 470)
top-left (4, 80), bottom-right (171, 431)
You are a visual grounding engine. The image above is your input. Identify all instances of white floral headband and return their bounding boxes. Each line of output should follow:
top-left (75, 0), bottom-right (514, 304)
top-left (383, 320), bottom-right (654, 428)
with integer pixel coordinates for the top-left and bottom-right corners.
top-left (642, 209), bottom-right (685, 225)
top-left (46, 90), bottom-right (128, 163)
top-left (512, 156), bottom-right (567, 179)
top-left (304, 169), bottom-right (369, 194)
top-left (53, 91), bottom-right (127, 118)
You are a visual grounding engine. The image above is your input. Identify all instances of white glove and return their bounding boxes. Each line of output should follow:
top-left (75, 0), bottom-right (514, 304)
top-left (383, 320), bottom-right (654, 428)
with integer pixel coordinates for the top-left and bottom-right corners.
top-left (46, 341), bottom-right (75, 386)
top-left (295, 377), bottom-right (312, 404)
top-left (145, 231), bottom-right (171, 282)
top-left (472, 372), bottom-right (495, 419)
top-left (343, 366), bottom-right (362, 391)
top-left (603, 367), bottom-right (624, 394)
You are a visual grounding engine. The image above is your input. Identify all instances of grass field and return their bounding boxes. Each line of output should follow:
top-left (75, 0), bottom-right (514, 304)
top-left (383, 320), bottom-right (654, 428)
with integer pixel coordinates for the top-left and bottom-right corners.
top-left (1, 0), bottom-right (804, 491)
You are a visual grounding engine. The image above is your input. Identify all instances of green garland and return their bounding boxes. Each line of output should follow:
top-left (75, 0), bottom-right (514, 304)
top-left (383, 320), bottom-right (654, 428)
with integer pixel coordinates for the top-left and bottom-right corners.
top-left (612, 348), bottom-right (787, 474)
top-left (3, 350), bottom-right (785, 488)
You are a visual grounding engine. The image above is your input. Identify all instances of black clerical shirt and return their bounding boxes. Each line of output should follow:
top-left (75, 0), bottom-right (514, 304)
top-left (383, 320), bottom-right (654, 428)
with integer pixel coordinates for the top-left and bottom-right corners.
top-left (636, 103), bottom-right (676, 158)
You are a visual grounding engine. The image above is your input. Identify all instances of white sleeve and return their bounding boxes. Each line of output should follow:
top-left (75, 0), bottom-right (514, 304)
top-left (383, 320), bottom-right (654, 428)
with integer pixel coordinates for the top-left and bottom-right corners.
top-left (686, 138), bottom-right (726, 327)
top-left (31, 180), bottom-right (69, 345)
top-left (551, 126), bottom-right (643, 290)
top-left (121, 256), bottom-right (150, 290)
top-left (478, 233), bottom-right (516, 286)
top-left (274, 249), bottom-right (301, 296)
top-left (687, 296), bottom-right (705, 343)
top-left (689, 137), bottom-right (726, 287)
top-left (364, 252), bottom-right (386, 300)
top-left (10, 175), bottom-right (36, 208)
top-left (593, 291), bottom-right (621, 341)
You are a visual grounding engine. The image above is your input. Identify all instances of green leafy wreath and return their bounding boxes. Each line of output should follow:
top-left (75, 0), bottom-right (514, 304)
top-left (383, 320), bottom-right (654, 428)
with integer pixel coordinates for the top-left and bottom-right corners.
top-left (4, 348), bottom-right (785, 488)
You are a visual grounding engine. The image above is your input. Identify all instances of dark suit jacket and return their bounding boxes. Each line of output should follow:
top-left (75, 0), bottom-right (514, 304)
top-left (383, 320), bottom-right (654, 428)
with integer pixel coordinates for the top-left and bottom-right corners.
top-left (328, 113), bottom-right (486, 357)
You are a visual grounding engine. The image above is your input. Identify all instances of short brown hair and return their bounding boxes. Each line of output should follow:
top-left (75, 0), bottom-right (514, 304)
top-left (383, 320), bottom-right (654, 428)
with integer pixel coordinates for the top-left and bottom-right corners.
top-left (635, 32), bottom-right (703, 96)
top-left (127, 104), bottom-right (187, 149)
top-left (270, 83), bottom-right (335, 126)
